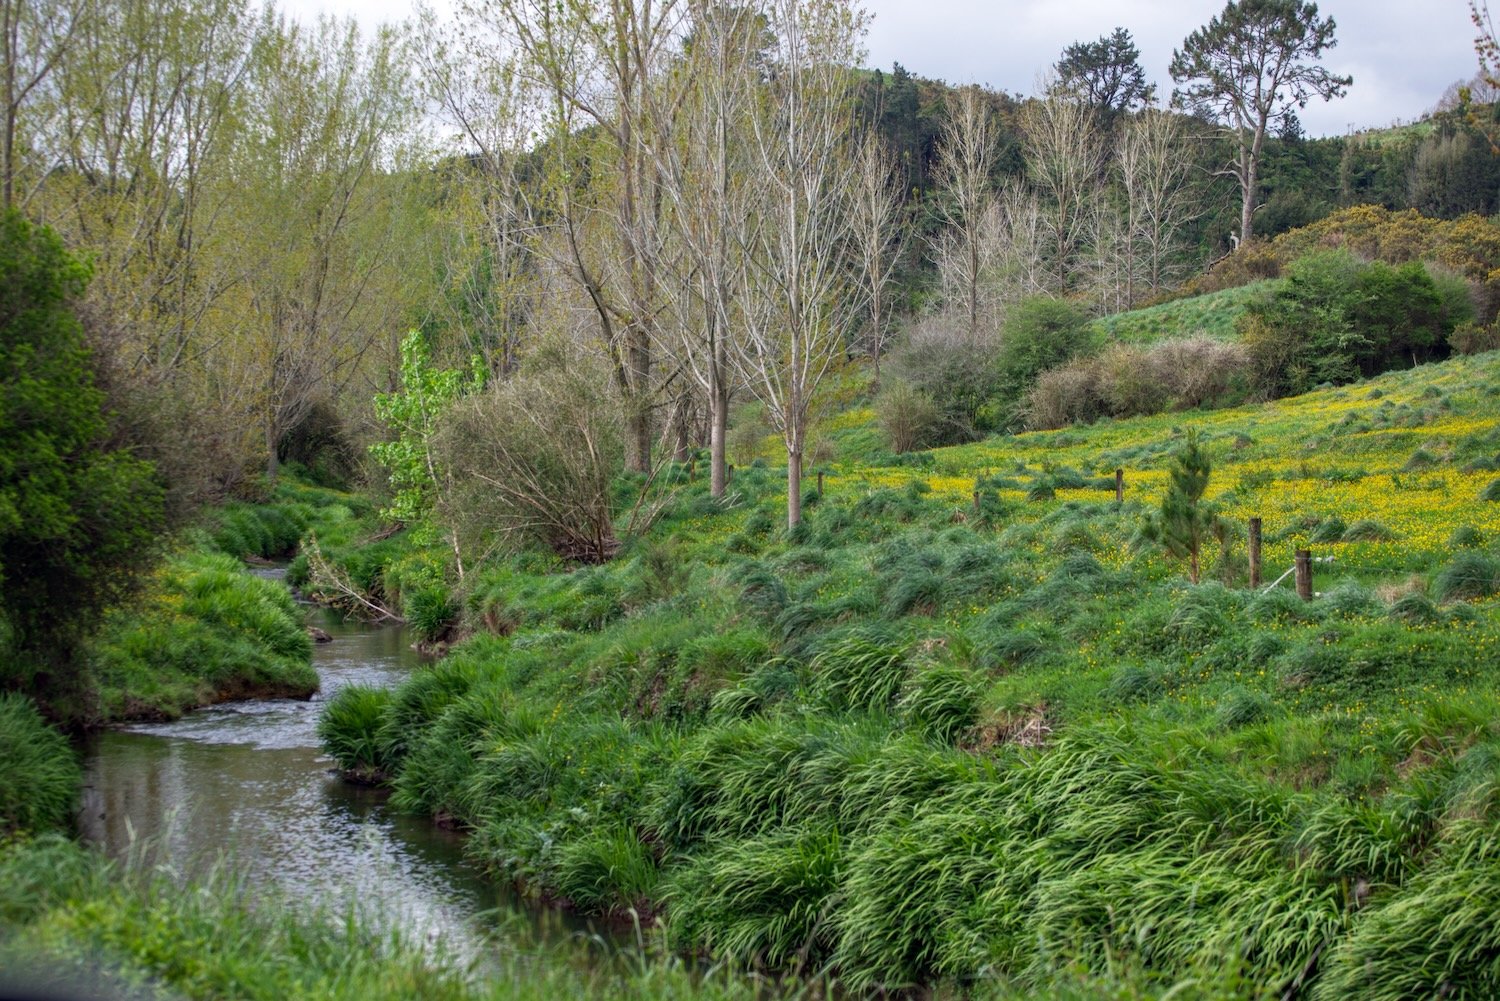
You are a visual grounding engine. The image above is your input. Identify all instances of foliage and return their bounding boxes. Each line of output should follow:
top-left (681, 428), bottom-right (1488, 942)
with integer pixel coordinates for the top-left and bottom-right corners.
top-left (436, 350), bottom-right (624, 564)
top-left (1241, 249), bottom-right (1469, 398)
top-left (0, 695), bottom-right (80, 835)
top-left (994, 296), bottom-right (1093, 424)
top-left (369, 330), bottom-right (483, 525)
top-left (1053, 27), bottom-right (1152, 116)
top-left (0, 211), bottom-right (164, 697)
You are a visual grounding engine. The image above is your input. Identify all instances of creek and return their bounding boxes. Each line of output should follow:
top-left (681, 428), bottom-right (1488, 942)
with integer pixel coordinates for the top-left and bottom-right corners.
top-left (78, 567), bottom-right (593, 964)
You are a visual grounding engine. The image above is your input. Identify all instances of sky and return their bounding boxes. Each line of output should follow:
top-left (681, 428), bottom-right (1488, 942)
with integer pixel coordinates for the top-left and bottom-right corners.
top-left (286, 0), bottom-right (1482, 138)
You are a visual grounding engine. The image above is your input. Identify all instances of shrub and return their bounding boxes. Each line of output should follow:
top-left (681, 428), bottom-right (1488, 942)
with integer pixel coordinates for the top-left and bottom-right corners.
top-left (875, 380), bottom-right (940, 454)
top-left (435, 348), bottom-right (624, 563)
top-left (1481, 478), bottom-right (1500, 502)
top-left (995, 297), bottom-right (1093, 425)
top-left (887, 316), bottom-right (1003, 443)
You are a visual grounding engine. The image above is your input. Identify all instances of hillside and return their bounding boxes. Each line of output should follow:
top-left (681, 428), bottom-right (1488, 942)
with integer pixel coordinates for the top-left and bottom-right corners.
top-left (1088, 281), bottom-right (1273, 345)
top-left (314, 350), bottom-right (1500, 998)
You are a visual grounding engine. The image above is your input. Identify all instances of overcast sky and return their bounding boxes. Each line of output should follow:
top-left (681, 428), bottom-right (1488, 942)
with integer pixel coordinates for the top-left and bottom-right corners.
top-left (287, 0), bottom-right (1480, 138)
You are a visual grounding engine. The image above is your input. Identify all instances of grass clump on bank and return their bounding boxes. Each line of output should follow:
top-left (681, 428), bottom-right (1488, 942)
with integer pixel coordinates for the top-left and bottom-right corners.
top-left (88, 551), bottom-right (316, 722)
top-left (0, 836), bottom-right (831, 1001)
top-left (0, 695), bottom-right (80, 835)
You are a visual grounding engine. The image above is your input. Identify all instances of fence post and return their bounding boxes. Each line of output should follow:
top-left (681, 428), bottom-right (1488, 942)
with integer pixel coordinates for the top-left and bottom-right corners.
top-left (1295, 548), bottom-right (1313, 601)
top-left (689, 459), bottom-right (696, 483)
top-left (727, 464), bottom-right (734, 486)
top-left (817, 470), bottom-right (824, 498)
top-left (973, 489), bottom-right (981, 513)
top-left (1249, 517), bottom-right (1262, 589)
top-left (1114, 468), bottom-right (1124, 505)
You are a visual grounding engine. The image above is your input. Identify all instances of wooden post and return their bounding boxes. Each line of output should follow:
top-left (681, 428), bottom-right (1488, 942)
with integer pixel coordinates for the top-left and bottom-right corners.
top-left (727, 464), bottom-right (734, 486)
top-left (1248, 517), bottom-right (1262, 589)
top-left (1295, 548), bottom-right (1313, 601)
top-left (689, 459), bottom-right (696, 482)
top-left (1114, 468), bottom-right (1124, 505)
top-left (817, 470), bottom-right (824, 498)
top-left (973, 489), bottom-right (981, 513)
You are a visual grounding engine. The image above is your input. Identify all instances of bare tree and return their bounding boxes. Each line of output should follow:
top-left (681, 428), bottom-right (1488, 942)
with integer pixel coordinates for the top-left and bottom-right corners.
top-left (0, 0), bottom-right (85, 209)
top-left (850, 133), bottom-right (907, 387)
top-left (649, 0), bottom-right (763, 498)
top-left (1019, 80), bottom-right (1107, 293)
top-left (489, 0), bottom-right (690, 474)
top-left (1117, 105), bottom-right (1198, 305)
top-left (931, 84), bottom-right (999, 339)
top-left (733, 0), bottom-right (865, 528)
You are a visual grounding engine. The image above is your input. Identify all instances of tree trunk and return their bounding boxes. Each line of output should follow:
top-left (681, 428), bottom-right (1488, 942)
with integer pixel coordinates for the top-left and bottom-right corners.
top-left (265, 422), bottom-right (280, 483)
top-left (672, 393), bottom-right (692, 462)
top-left (786, 446), bottom-right (803, 528)
top-left (709, 380), bottom-right (728, 499)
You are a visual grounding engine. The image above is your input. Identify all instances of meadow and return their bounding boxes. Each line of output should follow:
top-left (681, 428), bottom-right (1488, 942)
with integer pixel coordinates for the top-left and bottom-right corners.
top-left (313, 351), bottom-right (1500, 997)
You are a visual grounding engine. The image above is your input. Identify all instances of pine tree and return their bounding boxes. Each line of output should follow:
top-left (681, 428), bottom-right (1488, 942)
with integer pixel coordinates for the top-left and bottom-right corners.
top-left (1140, 428), bottom-right (1225, 584)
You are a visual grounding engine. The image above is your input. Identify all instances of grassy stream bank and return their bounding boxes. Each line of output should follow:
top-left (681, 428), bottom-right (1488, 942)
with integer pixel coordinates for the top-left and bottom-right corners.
top-left (316, 354), bottom-right (1500, 998)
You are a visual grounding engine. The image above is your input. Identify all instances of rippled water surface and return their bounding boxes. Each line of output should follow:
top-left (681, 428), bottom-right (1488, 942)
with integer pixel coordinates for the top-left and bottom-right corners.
top-left (80, 572), bottom-right (512, 957)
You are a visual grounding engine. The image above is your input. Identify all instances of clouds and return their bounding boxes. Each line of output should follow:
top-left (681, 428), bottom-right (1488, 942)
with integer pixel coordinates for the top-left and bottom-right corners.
top-left (279, 0), bottom-right (1479, 138)
top-left (862, 0), bottom-right (1478, 136)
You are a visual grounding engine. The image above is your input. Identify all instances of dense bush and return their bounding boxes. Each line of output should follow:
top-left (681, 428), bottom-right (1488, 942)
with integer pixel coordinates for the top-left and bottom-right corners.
top-left (887, 316), bottom-right (1003, 444)
top-left (436, 349), bottom-right (624, 564)
top-left (1241, 249), bottom-right (1472, 398)
top-left (0, 211), bottom-right (165, 699)
top-left (1025, 335), bottom-right (1248, 429)
top-left (874, 380), bottom-right (940, 454)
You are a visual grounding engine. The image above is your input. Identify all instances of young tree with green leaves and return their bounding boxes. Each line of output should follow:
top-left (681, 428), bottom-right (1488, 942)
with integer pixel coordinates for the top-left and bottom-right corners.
top-left (1170, 0), bottom-right (1350, 245)
top-left (369, 330), bottom-right (483, 579)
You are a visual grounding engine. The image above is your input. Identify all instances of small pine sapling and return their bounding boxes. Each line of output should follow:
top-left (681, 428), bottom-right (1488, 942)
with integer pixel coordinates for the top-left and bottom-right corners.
top-left (1136, 428), bottom-right (1227, 584)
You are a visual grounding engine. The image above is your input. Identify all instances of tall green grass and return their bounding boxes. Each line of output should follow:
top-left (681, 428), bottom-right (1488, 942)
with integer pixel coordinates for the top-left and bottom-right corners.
top-left (90, 551), bottom-right (316, 721)
top-left (0, 695), bottom-right (80, 835)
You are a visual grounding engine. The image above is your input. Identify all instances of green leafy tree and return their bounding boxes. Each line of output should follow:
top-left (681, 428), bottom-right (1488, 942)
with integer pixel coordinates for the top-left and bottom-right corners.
top-left (0, 210), bottom-right (163, 697)
top-left (1170, 0), bottom-right (1351, 245)
top-left (1139, 429), bottom-right (1226, 584)
top-left (1054, 27), bottom-right (1153, 118)
top-left (995, 296), bottom-right (1093, 425)
top-left (369, 330), bottom-right (482, 575)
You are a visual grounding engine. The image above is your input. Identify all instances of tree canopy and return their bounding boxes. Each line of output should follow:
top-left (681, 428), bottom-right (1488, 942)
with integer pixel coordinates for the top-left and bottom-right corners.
top-left (1054, 27), bottom-right (1153, 116)
top-left (0, 210), bottom-right (163, 697)
top-left (1170, 0), bottom-right (1351, 243)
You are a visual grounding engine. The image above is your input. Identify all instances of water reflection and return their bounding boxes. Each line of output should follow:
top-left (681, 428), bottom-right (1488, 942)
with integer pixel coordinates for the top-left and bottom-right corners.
top-left (80, 593), bottom-right (508, 959)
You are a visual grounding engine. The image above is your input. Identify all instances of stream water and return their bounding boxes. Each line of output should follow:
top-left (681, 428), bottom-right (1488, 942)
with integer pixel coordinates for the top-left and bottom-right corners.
top-left (77, 568), bottom-right (581, 963)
